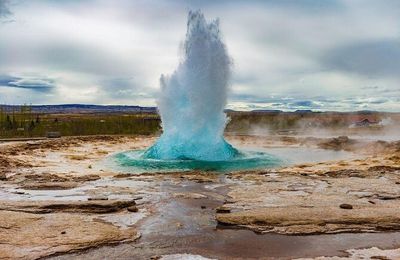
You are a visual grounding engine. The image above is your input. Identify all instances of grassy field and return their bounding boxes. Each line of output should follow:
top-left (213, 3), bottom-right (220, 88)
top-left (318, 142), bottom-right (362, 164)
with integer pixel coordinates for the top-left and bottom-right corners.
top-left (0, 106), bottom-right (160, 138)
top-left (1, 105), bottom-right (398, 138)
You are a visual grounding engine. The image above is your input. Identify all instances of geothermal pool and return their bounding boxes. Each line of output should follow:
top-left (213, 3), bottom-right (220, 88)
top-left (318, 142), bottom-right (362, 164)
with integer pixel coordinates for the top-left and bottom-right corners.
top-left (110, 146), bottom-right (355, 173)
top-left (113, 149), bottom-right (282, 172)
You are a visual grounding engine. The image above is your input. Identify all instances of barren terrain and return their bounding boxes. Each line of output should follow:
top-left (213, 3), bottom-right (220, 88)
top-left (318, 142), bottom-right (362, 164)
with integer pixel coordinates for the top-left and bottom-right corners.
top-left (0, 132), bottom-right (399, 259)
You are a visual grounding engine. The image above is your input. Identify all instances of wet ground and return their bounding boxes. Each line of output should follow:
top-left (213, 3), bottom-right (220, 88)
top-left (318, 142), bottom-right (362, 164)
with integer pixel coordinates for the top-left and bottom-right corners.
top-left (51, 180), bottom-right (400, 260)
top-left (1, 134), bottom-right (400, 259)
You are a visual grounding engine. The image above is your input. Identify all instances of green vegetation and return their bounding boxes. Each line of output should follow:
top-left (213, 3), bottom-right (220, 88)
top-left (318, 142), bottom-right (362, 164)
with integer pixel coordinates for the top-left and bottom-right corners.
top-left (1, 105), bottom-right (394, 139)
top-left (0, 105), bottom-right (161, 138)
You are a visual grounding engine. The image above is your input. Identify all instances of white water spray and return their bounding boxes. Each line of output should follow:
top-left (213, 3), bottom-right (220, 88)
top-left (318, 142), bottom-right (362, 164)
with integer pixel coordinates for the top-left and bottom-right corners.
top-left (144, 10), bottom-right (238, 161)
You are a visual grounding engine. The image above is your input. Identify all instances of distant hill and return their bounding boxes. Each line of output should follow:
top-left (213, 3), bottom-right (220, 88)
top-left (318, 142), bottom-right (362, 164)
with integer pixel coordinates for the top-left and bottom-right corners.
top-left (0, 104), bottom-right (157, 114)
top-left (251, 109), bottom-right (283, 113)
top-left (0, 104), bottom-right (396, 115)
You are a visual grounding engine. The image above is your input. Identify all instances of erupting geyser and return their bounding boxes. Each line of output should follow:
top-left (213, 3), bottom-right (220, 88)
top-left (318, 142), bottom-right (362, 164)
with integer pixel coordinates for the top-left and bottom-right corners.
top-left (114, 10), bottom-right (283, 172)
top-left (144, 10), bottom-right (238, 161)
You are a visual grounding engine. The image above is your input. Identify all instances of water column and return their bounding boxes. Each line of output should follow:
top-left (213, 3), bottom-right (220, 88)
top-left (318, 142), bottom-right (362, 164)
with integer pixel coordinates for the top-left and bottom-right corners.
top-left (144, 10), bottom-right (238, 161)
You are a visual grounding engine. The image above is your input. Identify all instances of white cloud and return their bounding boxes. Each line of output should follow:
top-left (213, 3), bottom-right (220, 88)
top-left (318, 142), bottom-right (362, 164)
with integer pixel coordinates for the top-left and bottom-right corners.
top-left (0, 0), bottom-right (399, 111)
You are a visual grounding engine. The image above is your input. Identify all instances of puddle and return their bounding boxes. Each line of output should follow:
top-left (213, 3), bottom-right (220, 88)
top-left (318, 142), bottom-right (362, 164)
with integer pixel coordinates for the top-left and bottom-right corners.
top-left (98, 211), bottom-right (148, 229)
top-left (244, 146), bottom-right (357, 165)
top-left (0, 178), bottom-right (152, 201)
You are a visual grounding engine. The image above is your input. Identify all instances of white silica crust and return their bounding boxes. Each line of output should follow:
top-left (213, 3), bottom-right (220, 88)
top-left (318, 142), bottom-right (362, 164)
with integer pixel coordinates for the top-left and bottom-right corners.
top-left (160, 254), bottom-right (217, 260)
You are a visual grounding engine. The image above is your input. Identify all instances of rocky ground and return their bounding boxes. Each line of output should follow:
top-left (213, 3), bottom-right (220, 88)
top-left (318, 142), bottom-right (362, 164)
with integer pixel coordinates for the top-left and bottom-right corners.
top-left (218, 137), bottom-right (400, 235)
top-left (0, 136), bottom-right (151, 259)
top-left (0, 134), bottom-right (399, 259)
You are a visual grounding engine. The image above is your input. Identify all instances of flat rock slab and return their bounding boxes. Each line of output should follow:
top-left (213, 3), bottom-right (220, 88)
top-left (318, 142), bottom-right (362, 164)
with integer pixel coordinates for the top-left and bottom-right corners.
top-left (0, 210), bottom-right (140, 259)
top-left (20, 181), bottom-right (79, 190)
top-left (0, 199), bottom-right (137, 214)
top-left (217, 206), bottom-right (400, 235)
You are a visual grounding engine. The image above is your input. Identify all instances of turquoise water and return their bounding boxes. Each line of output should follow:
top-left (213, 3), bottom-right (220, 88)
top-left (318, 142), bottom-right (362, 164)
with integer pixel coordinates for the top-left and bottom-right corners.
top-left (143, 136), bottom-right (239, 161)
top-left (113, 149), bottom-right (284, 173)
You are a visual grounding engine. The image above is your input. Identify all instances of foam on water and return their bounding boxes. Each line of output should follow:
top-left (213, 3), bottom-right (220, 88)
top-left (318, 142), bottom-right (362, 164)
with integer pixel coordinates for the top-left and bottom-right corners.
top-left (144, 10), bottom-right (237, 161)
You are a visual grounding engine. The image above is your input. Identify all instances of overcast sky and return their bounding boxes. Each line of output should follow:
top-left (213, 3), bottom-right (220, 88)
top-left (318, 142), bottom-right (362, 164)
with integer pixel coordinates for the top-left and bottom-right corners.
top-left (0, 0), bottom-right (399, 111)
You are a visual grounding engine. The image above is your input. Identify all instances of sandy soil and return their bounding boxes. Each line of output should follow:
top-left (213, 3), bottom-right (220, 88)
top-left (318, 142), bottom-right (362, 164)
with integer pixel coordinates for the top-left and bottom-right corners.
top-left (0, 134), bottom-right (399, 259)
